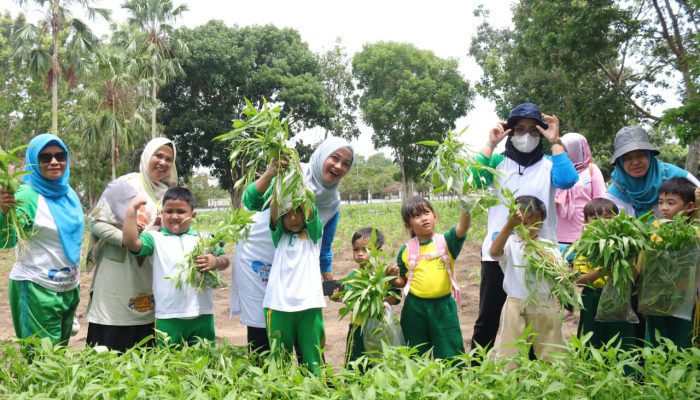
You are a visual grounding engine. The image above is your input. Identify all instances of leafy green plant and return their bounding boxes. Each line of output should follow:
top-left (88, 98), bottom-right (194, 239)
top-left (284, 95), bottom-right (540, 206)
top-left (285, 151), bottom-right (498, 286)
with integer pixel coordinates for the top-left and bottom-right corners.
top-left (638, 215), bottom-right (700, 316)
top-left (0, 145), bottom-right (33, 247)
top-left (172, 208), bottom-right (255, 291)
top-left (418, 128), bottom-right (501, 217)
top-left (214, 98), bottom-right (315, 213)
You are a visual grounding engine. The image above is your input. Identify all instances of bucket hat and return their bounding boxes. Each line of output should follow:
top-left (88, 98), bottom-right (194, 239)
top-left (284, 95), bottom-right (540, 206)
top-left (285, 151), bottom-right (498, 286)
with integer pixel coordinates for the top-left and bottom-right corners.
top-left (505, 103), bottom-right (549, 131)
top-left (610, 126), bottom-right (659, 164)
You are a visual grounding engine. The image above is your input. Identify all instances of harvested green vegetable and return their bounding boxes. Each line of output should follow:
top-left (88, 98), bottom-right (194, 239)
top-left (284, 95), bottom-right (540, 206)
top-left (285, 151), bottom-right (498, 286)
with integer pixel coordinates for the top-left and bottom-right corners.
top-left (638, 215), bottom-right (700, 318)
top-left (0, 145), bottom-right (32, 247)
top-left (172, 208), bottom-right (255, 292)
top-left (418, 128), bottom-right (501, 217)
top-left (215, 98), bottom-right (315, 213)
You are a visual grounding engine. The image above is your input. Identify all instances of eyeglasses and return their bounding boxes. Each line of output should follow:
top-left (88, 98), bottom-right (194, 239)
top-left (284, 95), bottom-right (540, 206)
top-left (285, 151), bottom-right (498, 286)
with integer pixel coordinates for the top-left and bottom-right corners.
top-left (513, 125), bottom-right (540, 136)
top-left (38, 151), bottom-right (67, 164)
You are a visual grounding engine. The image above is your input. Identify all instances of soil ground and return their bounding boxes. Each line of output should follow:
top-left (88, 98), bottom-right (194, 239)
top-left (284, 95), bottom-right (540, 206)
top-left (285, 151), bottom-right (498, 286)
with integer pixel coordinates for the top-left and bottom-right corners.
top-left (0, 240), bottom-right (579, 368)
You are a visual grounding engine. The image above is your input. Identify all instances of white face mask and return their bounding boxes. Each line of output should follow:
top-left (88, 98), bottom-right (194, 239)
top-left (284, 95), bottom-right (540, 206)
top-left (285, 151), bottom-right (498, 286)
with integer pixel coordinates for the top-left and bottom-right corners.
top-left (512, 134), bottom-right (540, 153)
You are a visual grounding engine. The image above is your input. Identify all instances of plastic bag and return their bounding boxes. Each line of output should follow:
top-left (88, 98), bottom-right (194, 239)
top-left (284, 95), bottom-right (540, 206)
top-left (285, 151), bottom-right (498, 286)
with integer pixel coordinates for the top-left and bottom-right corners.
top-left (596, 278), bottom-right (639, 323)
top-left (638, 247), bottom-right (700, 320)
top-left (362, 303), bottom-right (405, 352)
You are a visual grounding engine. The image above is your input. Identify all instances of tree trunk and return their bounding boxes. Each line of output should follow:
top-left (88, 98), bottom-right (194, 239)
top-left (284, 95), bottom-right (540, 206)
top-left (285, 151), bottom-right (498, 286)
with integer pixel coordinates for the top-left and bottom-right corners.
top-left (111, 133), bottom-right (116, 181)
top-left (228, 187), bottom-right (243, 209)
top-left (51, 0), bottom-right (59, 135)
top-left (398, 159), bottom-right (414, 201)
top-left (151, 57), bottom-right (158, 139)
top-left (685, 136), bottom-right (700, 176)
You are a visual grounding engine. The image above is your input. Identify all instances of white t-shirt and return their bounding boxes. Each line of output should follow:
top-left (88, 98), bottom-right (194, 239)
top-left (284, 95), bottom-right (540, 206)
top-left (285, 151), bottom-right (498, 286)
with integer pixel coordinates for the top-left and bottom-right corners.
top-left (497, 234), bottom-right (555, 300)
top-left (138, 230), bottom-right (214, 319)
top-left (263, 230), bottom-right (325, 312)
top-left (10, 195), bottom-right (79, 292)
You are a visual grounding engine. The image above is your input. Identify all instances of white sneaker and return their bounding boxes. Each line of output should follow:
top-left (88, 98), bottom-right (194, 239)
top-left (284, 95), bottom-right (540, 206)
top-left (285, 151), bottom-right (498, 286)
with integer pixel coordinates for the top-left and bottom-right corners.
top-left (71, 318), bottom-right (80, 336)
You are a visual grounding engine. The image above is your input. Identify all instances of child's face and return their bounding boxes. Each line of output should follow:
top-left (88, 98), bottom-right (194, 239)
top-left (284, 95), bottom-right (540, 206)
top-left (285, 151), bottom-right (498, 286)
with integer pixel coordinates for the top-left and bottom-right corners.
top-left (658, 192), bottom-right (694, 220)
top-left (522, 211), bottom-right (543, 239)
top-left (352, 237), bottom-right (381, 266)
top-left (282, 208), bottom-right (306, 233)
top-left (161, 199), bottom-right (195, 235)
top-left (405, 208), bottom-right (436, 238)
top-left (585, 210), bottom-right (615, 224)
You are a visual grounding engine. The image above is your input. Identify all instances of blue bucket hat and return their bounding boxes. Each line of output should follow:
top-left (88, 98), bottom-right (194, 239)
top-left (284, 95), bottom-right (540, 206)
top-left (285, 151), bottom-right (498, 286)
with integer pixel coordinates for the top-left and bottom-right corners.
top-left (505, 103), bottom-right (548, 131)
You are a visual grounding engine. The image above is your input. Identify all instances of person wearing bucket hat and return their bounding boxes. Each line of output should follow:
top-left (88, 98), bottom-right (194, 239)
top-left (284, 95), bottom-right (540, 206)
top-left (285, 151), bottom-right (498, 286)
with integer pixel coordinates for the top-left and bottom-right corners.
top-left (606, 126), bottom-right (699, 217)
top-left (468, 103), bottom-right (579, 356)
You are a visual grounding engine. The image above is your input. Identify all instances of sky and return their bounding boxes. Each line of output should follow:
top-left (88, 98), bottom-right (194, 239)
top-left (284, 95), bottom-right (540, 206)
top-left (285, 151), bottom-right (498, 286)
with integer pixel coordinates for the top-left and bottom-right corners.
top-left (1, 0), bottom-right (516, 157)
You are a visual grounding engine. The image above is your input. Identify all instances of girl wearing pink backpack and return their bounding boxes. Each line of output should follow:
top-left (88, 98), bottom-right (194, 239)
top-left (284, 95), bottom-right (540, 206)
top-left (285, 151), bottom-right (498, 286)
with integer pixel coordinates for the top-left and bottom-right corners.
top-left (387, 196), bottom-right (471, 358)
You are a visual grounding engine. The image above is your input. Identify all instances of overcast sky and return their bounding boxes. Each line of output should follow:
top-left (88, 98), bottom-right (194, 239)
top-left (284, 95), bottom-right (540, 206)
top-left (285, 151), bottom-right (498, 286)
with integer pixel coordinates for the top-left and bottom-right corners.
top-left (1, 0), bottom-right (516, 156)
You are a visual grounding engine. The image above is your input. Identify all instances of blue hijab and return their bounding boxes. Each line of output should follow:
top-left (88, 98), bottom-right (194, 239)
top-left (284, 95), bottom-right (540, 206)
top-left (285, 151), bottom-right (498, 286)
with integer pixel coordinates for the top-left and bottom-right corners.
top-left (23, 134), bottom-right (85, 266)
top-left (608, 151), bottom-right (689, 216)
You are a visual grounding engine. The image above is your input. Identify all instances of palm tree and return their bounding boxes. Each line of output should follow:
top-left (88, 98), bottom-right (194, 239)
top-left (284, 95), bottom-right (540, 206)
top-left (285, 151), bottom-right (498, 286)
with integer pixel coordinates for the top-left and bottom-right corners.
top-left (69, 44), bottom-right (149, 180)
top-left (13, 0), bottom-right (110, 135)
top-left (122, 0), bottom-right (188, 139)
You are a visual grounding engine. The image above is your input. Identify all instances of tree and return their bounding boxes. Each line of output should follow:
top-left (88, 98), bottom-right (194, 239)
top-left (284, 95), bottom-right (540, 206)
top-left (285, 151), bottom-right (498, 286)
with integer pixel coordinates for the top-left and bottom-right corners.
top-left (317, 41), bottom-right (360, 140)
top-left (159, 22), bottom-right (334, 205)
top-left (13, 0), bottom-right (109, 134)
top-left (122, 0), bottom-right (188, 139)
top-left (352, 42), bottom-right (474, 197)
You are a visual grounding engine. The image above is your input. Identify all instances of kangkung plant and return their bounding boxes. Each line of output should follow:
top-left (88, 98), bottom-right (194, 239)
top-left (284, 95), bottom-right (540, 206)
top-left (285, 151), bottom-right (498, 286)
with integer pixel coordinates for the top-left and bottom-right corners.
top-left (0, 145), bottom-right (33, 248)
top-left (215, 98), bottom-right (315, 213)
top-left (418, 128), bottom-right (501, 217)
top-left (172, 208), bottom-right (255, 291)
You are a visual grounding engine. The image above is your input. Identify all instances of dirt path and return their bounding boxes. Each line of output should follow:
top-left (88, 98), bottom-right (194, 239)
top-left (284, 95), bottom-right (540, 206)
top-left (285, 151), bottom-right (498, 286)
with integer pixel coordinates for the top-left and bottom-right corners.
top-left (0, 242), bottom-right (579, 367)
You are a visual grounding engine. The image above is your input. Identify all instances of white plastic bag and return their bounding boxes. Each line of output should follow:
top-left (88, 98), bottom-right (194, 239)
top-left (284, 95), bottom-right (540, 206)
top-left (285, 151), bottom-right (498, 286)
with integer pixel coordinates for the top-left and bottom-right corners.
top-left (362, 302), bottom-right (405, 352)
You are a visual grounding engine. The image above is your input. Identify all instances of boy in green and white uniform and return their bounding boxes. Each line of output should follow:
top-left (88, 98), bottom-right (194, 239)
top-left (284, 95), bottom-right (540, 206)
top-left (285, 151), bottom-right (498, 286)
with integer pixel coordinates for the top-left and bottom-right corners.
top-left (123, 187), bottom-right (229, 346)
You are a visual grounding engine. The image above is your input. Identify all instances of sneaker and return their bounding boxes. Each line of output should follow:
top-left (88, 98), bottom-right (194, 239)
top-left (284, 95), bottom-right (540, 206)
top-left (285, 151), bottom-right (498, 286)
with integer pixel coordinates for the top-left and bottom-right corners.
top-left (71, 318), bottom-right (80, 336)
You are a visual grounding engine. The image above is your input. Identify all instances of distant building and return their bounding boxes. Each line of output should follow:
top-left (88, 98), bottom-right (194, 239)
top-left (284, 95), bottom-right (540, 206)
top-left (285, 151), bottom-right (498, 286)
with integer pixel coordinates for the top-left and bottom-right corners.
top-left (207, 198), bottom-right (230, 208)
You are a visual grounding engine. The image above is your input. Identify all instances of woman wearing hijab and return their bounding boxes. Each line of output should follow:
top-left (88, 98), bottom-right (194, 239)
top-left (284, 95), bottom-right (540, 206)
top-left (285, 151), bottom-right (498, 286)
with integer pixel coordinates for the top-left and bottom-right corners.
top-left (85, 137), bottom-right (178, 351)
top-left (231, 136), bottom-right (354, 352)
top-left (0, 134), bottom-right (85, 345)
top-left (607, 126), bottom-right (699, 217)
top-left (468, 103), bottom-right (578, 355)
top-left (555, 132), bottom-right (606, 258)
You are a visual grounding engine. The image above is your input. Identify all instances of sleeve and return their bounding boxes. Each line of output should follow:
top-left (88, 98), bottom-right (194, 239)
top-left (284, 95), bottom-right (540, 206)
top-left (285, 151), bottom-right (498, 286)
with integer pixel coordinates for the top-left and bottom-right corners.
top-left (305, 205), bottom-right (323, 243)
top-left (573, 255), bottom-right (591, 275)
top-left (318, 211), bottom-right (340, 273)
top-left (686, 171), bottom-right (700, 186)
top-left (443, 226), bottom-right (467, 260)
top-left (0, 186), bottom-right (37, 249)
top-left (90, 221), bottom-right (124, 247)
top-left (132, 232), bottom-right (155, 257)
top-left (470, 152), bottom-right (505, 189)
top-left (550, 153), bottom-right (578, 189)
top-left (269, 217), bottom-right (284, 248)
top-left (242, 181), bottom-right (273, 212)
top-left (589, 164), bottom-right (607, 199)
top-left (397, 244), bottom-right (408, 277)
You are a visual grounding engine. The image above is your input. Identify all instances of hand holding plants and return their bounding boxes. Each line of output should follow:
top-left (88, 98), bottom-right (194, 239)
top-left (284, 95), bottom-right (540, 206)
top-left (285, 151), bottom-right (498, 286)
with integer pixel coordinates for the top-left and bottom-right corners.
top-left (0, 188), bottom-right (16, 214)
top-left (195, 254), bottom-right (223, 273)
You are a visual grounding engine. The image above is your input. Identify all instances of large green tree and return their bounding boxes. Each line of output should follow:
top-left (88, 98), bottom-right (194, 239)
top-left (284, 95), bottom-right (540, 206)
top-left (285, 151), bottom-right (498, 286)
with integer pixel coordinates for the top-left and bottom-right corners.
top-left (317, 42), bottom-right (360, 140)
top-left (352, 42), bottom-right (474, 197)
top-left (159, 21), bottom-right (334, 204)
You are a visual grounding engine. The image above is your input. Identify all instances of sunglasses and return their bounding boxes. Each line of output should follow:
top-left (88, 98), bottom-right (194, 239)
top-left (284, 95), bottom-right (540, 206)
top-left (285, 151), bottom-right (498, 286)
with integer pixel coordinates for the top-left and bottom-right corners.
top-left (38, 151), bottom-right (68, 164)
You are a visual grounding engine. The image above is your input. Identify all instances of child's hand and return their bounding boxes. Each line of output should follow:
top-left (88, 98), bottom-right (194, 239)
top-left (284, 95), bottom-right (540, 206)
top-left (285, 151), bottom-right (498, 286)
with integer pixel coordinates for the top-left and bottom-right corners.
top-left (330, 287), bottom-right (342, 302)
top-left (386, 264), bottom-right (399, 277)
top-left (129, 196), bottom-right (148, 212)
top-left (459, 193), bottom-right (478, 214)
top-left (507, 209), bottom-right (523, 227)
top-left (195, 254), bottom-right (219, 272)
top-left (695, 187), bottom-right (700, 213)
top-left (0, 188), bottom-right (17, 215)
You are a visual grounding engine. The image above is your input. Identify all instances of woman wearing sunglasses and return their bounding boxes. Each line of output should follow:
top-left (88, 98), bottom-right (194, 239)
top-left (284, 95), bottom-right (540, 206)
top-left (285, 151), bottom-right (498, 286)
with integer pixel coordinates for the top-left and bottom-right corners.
top-left (0, 133), bottom-right (85, 345)
top-left (84, 138), bottom-right (177, 351)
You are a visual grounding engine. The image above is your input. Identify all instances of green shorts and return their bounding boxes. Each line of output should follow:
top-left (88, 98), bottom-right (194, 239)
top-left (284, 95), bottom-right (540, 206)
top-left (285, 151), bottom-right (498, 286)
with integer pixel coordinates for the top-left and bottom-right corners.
top-left (578, 286), bottom-right (636, 350)
top-left (155, 314), bottom-right (215, 347)
top-left (265, 308), bottom-right (325, 375)
top-left (400, 293), bottom-right (464, 358)
top-left (9, 279), bottom-right (79, 345)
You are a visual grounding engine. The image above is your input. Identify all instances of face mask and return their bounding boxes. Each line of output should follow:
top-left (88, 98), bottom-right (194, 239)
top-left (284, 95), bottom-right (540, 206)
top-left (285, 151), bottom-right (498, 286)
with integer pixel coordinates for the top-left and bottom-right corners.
top-left (512, 134), bottom-right (540, 153)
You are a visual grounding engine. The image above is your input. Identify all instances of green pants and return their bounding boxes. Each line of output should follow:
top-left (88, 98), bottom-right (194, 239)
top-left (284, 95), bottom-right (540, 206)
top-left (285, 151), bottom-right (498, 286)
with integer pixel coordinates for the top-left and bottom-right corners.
top-left (265, 308), bottom-right (325, 375)
top-left (645, 313), bottom-right (695, 349)
top-left (9, 279), bottom-right (79, 345)
top-left (578, 286), bottom-right (637, 350)
top-left (400, 293), bottom-right (464, 358)
top-left (155, 314), bottom-right (215, 347)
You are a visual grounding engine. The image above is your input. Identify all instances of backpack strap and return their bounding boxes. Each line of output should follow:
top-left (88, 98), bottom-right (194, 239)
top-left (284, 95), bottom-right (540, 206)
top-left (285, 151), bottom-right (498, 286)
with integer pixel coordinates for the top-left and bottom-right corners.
top-left (433, 234), bottom-right (462, 304)
top-left (401, 234), bottom-right (462, 304)
top-left (402, 237), bottom-right (420, 300)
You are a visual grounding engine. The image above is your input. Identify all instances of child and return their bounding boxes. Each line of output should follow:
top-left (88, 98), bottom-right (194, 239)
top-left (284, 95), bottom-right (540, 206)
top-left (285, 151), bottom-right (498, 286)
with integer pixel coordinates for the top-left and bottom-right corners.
top-left (642, 177), bottom-right (699, 348)
top-left (387, 196), bottom-right (471, 359)
top-left (575, 198), bottom-right (637, 349)
top-left (489, 195), bottom-right (564, 368)
top-left (263, 197), bottom-right (326, 375)
top-left (343, 228), bottom-right (399, 364)
top-left (122, 187), bottom-right (229, 347)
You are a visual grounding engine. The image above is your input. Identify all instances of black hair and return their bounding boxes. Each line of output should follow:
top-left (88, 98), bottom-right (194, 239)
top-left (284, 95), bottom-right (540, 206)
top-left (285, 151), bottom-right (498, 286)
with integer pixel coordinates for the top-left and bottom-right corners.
top-left (162, 186), bottom-right (196, 211)
top-left (515, 195), bottom-right (546, 220)
top-left (659, 177), bottom-right (697, 205)
top-left (583, 198), bottom-right (619, 222)
top-left (401, 196), bottom-right (436, 238)
top-left (352, 227), bottom-right (385, 248)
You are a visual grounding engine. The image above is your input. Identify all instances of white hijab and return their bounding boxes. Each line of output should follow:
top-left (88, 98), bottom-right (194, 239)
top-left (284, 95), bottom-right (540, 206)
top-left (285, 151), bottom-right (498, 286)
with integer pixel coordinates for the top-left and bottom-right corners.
top-left (139, 137), bottom-right (178, 201)
top-left (302, 136), bottom-right (354, 224)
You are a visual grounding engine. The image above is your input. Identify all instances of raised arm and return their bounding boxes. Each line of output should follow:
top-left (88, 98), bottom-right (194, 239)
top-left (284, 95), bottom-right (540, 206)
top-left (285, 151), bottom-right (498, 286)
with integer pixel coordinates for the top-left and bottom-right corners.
top-left (122, 196), bottom-right (147, 253)
top-left (489, 210), bottom-right (522, 258)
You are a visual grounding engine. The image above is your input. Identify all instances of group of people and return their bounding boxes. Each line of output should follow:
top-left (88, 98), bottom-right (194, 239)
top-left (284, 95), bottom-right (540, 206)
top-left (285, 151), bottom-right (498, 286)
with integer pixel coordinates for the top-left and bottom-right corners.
top-left (1, 100), bottom-right (698, 374)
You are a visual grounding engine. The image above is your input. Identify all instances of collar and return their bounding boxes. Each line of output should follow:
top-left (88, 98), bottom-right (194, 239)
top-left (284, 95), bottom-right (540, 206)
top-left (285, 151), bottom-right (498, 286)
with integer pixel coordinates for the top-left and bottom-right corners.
top-left (160, 228), bottom-right (199, 237)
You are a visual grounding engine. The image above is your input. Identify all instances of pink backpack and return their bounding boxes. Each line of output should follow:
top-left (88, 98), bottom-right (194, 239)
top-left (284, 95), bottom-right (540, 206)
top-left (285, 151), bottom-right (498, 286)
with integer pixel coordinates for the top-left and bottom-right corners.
top-left (402, 234), bottom-right (462, 304)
